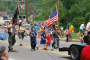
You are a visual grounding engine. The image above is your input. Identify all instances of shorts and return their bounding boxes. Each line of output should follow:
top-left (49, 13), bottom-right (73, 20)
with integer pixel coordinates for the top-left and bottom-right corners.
top-left (69, 33), bottom-right (73, 38)
top-left (19, 32), bottom-right (24, 39)
top-left (79, 29), bottom-right (84, 32)
top-left (46, 43), bottom-right (52, 46)
top-left (54, 38), bottom-right (59, 44)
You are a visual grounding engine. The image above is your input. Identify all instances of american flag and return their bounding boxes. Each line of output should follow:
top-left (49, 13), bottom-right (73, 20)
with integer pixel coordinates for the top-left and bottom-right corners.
top-left (43, 9), bottom-right (58, 28)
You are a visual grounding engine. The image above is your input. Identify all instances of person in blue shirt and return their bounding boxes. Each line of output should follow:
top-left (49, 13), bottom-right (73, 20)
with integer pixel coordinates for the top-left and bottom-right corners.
top-left (29, 27), bottom-right (37, 51)
top-left (52, 28), bottom-right (59, 49)
top-left (48, 26), bottom-right (51, 33)
top-left (37, 28), bottom-right (46, 50)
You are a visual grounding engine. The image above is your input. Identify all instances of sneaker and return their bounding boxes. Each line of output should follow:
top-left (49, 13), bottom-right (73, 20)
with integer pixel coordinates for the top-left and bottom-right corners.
top-left (20, 44), bottom-right (22, 46)
top-left (11, 50), bottom-right (14, 52)
top-left (51, 49), bottom-right (53, 51)
top-left (33, 49), bottom-right (36, 51)
top-left (31, 49), bottom-right (34, 51)
top-left (54, 47), bottom-right (57, 49)
top-left (44, 48), bottom-right (46, 50)
top-left (37, 47), bottom-right (39, 50)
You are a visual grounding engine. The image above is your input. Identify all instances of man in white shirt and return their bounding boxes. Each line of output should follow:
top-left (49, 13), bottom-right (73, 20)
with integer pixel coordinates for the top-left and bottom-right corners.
top-left (86, 22), bottom-right (90, 35)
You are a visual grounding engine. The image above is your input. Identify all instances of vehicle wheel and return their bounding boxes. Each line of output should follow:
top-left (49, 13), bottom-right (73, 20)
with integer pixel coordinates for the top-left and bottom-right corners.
top-left (70, 46), bottom-right (80, 60)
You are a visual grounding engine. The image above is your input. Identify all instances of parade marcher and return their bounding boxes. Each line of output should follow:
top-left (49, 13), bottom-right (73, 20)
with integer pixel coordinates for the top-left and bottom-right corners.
top-left (18, 22), bottom-right (26, 46)
top-left (77, 22), bottom-right (85, 36)
top-left (56, 26), bottom-right (60, 48)
top-left (37, 28), bottom-right (46, 50)
top-left (7, 20), bottom-right (16, 52)
top-left (41, 23), bottom-right (44, 31)
top-left (69, 23), bottom-right (74, 42)
top-left (29, 27), bottom-right (37, 51)
top-left (52, 28), bottom-right (59, 49)
top-left (48, 26), bottom-right (51, 33)
top-left (46, 33), bottom-right (53, 51)
top-left (0, 46), bottom-right (9, 60)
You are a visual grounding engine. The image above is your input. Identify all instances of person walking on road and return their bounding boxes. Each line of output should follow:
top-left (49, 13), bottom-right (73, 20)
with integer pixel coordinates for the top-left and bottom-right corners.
top-left (52, 28), bottom-right (59, 49)
top-left (7, 20), bottom-right (16, 52)
top-left (17, 22), bottom-right (26, 46)
top-left (46, 33), bottom-right (53, 51)
top-left (29, 27), bottom-right (37, 51)
top-left (77, 22), bottom-right (85, 36)
top-left (37, 28), bottom-right (46, 50)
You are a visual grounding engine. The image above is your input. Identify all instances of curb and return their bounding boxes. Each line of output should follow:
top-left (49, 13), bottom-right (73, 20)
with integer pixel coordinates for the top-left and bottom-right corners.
top-left (60, 38), bottom-right (80, 42)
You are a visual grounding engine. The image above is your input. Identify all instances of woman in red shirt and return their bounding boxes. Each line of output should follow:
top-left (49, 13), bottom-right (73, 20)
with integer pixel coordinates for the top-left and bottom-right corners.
top-left (46, 33), bottom-right (53, 51)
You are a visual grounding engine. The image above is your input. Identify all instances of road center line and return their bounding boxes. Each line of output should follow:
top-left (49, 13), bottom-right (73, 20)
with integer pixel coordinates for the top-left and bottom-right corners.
top-left (0, 40), bottom-right (69, 56)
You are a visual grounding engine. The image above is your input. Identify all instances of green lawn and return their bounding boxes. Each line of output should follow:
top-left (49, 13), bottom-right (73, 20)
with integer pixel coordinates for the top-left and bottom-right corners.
top-left (60, 33), bottom-right (81, 39)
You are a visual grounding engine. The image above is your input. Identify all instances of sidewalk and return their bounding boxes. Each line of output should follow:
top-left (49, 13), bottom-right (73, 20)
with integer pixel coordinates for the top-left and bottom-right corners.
top-left (60, 38), bottom-right (80, 42)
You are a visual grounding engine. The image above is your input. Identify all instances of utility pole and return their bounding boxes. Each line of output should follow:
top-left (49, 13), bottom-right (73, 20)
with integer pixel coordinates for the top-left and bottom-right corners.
top-left (57, 0), bottom-right (59, 26)
top-left (30, 2), bottom-right (32, 16)
top-left (26, 0), bottom-right (28, 22)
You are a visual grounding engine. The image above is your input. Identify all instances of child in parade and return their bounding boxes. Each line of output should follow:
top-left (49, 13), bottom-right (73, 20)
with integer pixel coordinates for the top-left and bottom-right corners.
top-left (46, 32), bottom-right (53, 51)
top-left (52, 28), bottom-right (59, 49)
top-left (37, 28), bottom-right (46, 50)
top-left (29, 27), bottom-right (37, 51)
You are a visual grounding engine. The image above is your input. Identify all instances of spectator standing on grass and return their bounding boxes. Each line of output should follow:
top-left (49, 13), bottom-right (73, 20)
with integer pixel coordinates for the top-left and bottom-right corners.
top-left (77, 22), bottom-right (85, 36)
top-left (66, 28), bottom-right (69, 42)
top-left (69, 23), bottom-right (74, 42)
top-left (66, 21), bottom-right (71, 29)
top-left (86, 22), bottom-right (90, 34)
top-left (0, 46), bottom-right (9, 60)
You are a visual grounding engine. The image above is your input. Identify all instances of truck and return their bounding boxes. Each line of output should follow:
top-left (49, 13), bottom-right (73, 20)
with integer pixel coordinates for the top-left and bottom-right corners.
top-left (59, 35), bottom-right (89, 60)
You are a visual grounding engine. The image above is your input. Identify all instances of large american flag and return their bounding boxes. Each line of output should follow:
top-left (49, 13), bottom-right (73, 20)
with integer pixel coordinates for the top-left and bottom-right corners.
top-left (43, 9), bottom-right (58, 28)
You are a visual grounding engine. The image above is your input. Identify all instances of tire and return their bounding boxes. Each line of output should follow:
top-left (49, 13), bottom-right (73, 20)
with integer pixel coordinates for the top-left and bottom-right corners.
top-left (70, 46), bottom-right (80, 60)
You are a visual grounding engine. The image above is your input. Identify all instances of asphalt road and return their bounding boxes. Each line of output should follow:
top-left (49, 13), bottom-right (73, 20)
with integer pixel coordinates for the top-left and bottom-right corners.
top-left (0, 29), bottom-right (80, 60)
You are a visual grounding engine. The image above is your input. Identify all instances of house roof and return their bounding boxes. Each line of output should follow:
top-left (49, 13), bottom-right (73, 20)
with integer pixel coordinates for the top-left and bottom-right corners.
top-left (0, 11), bottom-right (7, 16)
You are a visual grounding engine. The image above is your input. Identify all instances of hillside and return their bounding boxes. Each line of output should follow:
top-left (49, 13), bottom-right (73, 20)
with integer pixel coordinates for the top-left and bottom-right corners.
top-left (0, 0), bottom-right (90, 32)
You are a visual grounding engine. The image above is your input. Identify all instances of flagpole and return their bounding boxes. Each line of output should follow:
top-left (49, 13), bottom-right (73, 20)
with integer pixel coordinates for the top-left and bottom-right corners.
top-left (57, 0), bottom-right (59, 26)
